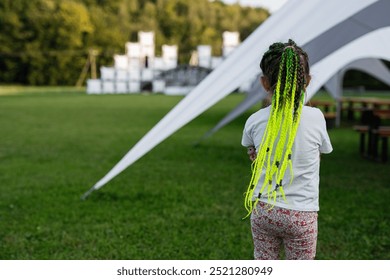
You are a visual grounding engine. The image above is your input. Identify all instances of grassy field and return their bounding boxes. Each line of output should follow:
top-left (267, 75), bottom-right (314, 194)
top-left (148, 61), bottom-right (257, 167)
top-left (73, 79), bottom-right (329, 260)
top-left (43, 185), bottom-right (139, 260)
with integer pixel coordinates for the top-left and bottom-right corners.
top-left (0, 87), bottom-right (389, 260)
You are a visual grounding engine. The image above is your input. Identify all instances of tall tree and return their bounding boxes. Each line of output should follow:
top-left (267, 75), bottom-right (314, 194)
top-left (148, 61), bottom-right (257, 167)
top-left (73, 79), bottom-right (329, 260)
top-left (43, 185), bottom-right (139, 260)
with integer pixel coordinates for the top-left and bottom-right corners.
top-left (0, 0), bottom-right (270, 85)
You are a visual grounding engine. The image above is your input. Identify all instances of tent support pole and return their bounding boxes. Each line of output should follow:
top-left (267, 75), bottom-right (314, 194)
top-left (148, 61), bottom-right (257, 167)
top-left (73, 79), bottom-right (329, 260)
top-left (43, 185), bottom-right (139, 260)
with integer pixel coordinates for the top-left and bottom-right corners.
top-left (81, 187), bottom-right (96, 200)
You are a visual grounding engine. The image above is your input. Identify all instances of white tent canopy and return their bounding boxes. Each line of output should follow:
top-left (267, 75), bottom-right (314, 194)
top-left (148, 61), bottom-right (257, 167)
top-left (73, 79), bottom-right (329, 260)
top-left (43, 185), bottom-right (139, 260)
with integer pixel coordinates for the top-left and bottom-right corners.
top-left (202, 0), bottom-right (390, 140)
top-left (324, 58), bottom-right (390, 100)
top-left (325, 58), bottom-right (390, 126)
top-left (82, 0), bottom-right (381, 198)
top-left (307, 27), bottom-right (390, 100)
top-left (202, 56), bottom-right (390, 141)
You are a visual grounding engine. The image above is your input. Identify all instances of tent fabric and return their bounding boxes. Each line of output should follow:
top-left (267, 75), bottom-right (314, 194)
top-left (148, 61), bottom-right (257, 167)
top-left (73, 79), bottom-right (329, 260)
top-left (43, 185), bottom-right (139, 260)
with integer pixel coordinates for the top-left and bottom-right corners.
top-left (304, 0), bottom-right (390, 63)
top-left (324, 58), bottom-right (390, 126)
top-left (307, 27), bottom-right (390, 100)
top-left (324, 58), bottom-right (390, 99)
top-left (204, 0), bottom-right (390, 140)
top-left (197, 79), bottom-right (267, 143)
top-left (82, 0), bottom-right (379, 198)
top-left (207, 57), bottom-right (390, 139)
top-left (307, 29), bottom-right (390, 127)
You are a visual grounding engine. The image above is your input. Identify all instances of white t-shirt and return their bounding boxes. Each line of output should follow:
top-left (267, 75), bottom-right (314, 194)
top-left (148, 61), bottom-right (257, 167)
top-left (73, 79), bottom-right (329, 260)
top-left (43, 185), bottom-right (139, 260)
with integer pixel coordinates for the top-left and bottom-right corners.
top-left (241, 106), bottom-right (333, 211)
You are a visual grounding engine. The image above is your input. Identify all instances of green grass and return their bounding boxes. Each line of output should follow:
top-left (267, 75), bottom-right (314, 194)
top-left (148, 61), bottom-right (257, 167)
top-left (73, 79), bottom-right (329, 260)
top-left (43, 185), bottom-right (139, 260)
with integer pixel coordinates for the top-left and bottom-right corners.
top-left (0, 87), bottom-right (389, 260)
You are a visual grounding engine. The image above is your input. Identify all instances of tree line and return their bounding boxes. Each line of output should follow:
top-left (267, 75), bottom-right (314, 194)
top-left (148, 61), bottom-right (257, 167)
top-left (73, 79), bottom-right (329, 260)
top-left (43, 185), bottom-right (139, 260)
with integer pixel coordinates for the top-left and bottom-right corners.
top-left (0, 0), bottom-right (269, 86)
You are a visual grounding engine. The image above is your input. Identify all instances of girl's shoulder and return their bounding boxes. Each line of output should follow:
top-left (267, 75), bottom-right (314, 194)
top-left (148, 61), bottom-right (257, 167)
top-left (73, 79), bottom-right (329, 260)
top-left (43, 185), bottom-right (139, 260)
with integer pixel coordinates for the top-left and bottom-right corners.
top-left (302, 105), bottom-right (325, 117)
top-left (246, 106), bottom-right (271, 124)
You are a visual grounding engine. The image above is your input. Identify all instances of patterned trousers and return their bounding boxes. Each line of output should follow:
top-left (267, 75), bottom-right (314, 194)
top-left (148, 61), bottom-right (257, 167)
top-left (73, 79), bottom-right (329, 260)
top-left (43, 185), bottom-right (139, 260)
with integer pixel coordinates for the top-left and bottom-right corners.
top-left (250, 202), bottom-right (318, 260)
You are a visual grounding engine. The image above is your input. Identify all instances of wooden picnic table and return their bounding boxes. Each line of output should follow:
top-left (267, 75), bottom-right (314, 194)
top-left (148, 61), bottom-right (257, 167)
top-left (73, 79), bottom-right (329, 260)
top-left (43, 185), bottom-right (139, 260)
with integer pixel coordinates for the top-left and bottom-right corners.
top-left (309, 100), bottom-right (335, 112)
top-left (308, 100), bottom-right (337, 128)
top-left (366, 125), bottom-right (390, 163)
top-left (353, 107), bottom-right (390, 163)
top-left (341, 97), bottom-right (390, 121)
top-left (373, 127), bottom-right (390, 162)
top-left (373, 109), bottom-right (390, 120)
top-left (342, 97), bottom-right (390, 107)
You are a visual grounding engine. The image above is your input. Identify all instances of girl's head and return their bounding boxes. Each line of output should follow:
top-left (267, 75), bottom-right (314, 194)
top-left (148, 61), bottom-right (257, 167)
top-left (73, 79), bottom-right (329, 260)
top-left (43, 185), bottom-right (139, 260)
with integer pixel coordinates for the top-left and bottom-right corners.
top-left (260, 39), bottom-right (310, 96)
top-left (244, 40), bottom-right (311, 217)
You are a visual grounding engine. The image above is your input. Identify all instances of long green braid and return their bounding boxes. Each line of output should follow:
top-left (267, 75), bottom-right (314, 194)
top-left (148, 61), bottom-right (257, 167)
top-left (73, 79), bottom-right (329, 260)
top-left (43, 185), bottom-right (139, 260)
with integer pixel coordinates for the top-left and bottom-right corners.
top-left (244, 40), bottom-right (309, 217)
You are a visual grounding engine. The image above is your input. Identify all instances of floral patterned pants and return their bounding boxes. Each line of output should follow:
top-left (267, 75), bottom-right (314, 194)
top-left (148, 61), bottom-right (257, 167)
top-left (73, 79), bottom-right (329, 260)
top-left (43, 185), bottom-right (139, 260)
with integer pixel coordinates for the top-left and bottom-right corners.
top-left (250, 202), bottom-right (318, 260)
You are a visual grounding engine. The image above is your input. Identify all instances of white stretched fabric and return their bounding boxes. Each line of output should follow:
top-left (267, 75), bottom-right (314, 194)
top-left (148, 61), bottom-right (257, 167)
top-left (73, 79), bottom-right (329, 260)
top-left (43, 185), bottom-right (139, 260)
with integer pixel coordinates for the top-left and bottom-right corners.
top-left (324, 58), bottom-right (390, 99)
top-left (307, 27), bottom-right (390, 100)
top-left (206, 57), bottom-right (390, 140)
top-left (204, 0), bottom-right (390, 139)
top-left (83, 0), bottom-right (378, 197)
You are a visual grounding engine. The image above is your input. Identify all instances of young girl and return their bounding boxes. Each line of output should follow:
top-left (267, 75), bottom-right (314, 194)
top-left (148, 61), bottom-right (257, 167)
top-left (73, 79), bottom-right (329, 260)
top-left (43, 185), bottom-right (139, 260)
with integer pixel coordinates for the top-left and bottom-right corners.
top-left (241, 40), bottom-right (333, 260)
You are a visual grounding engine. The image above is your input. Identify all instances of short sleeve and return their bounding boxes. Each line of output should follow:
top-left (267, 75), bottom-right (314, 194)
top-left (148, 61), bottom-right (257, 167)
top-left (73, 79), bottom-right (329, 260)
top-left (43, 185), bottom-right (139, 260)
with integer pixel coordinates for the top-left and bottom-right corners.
top-left (320, 132), bottom-right (333, 154)
top-left (241, 128), bottom-right (254, 147)
top-left (318, 113), bottom-right (333, 154)
top-left (241, 107), bottom-right (270, 148)
top-left (241, 119), bottom-right (254, 147)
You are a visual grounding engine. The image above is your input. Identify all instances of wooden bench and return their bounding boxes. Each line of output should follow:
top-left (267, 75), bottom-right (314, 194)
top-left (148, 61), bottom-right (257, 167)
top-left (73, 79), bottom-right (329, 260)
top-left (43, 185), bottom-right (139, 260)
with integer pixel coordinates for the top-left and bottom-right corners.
top-left (309, 100), bottom-right (336, 129)
top-left (354, 124), bottom-right (390, 162)
top-left (323, 112), bottom-right (336, 129)
top-left (374, 109), bottom-right (390, 120)
top-left (372, 127), bottom-right (390, 163)
top-left (353, 125), bottom-right (370, 156)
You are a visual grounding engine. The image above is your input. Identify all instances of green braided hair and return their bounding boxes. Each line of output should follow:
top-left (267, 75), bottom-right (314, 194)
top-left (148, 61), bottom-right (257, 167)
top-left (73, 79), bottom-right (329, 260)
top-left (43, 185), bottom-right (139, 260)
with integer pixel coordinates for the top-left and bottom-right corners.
top-left (244, 39), bottom-right (310, 217)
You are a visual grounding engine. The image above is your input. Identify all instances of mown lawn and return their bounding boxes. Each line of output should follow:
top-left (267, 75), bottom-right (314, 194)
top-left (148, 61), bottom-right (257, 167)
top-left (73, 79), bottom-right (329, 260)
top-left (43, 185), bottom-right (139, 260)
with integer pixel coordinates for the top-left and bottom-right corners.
top-left (0, 87), bottom-right (389, 259)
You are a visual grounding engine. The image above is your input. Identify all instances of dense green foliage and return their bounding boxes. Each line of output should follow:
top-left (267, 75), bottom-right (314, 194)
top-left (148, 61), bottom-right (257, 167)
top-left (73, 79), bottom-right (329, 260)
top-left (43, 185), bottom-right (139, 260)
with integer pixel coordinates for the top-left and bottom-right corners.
top-left (0, 0), bottom-right (269, 86)
top-left (0, 87), bottom-right (389, 259)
